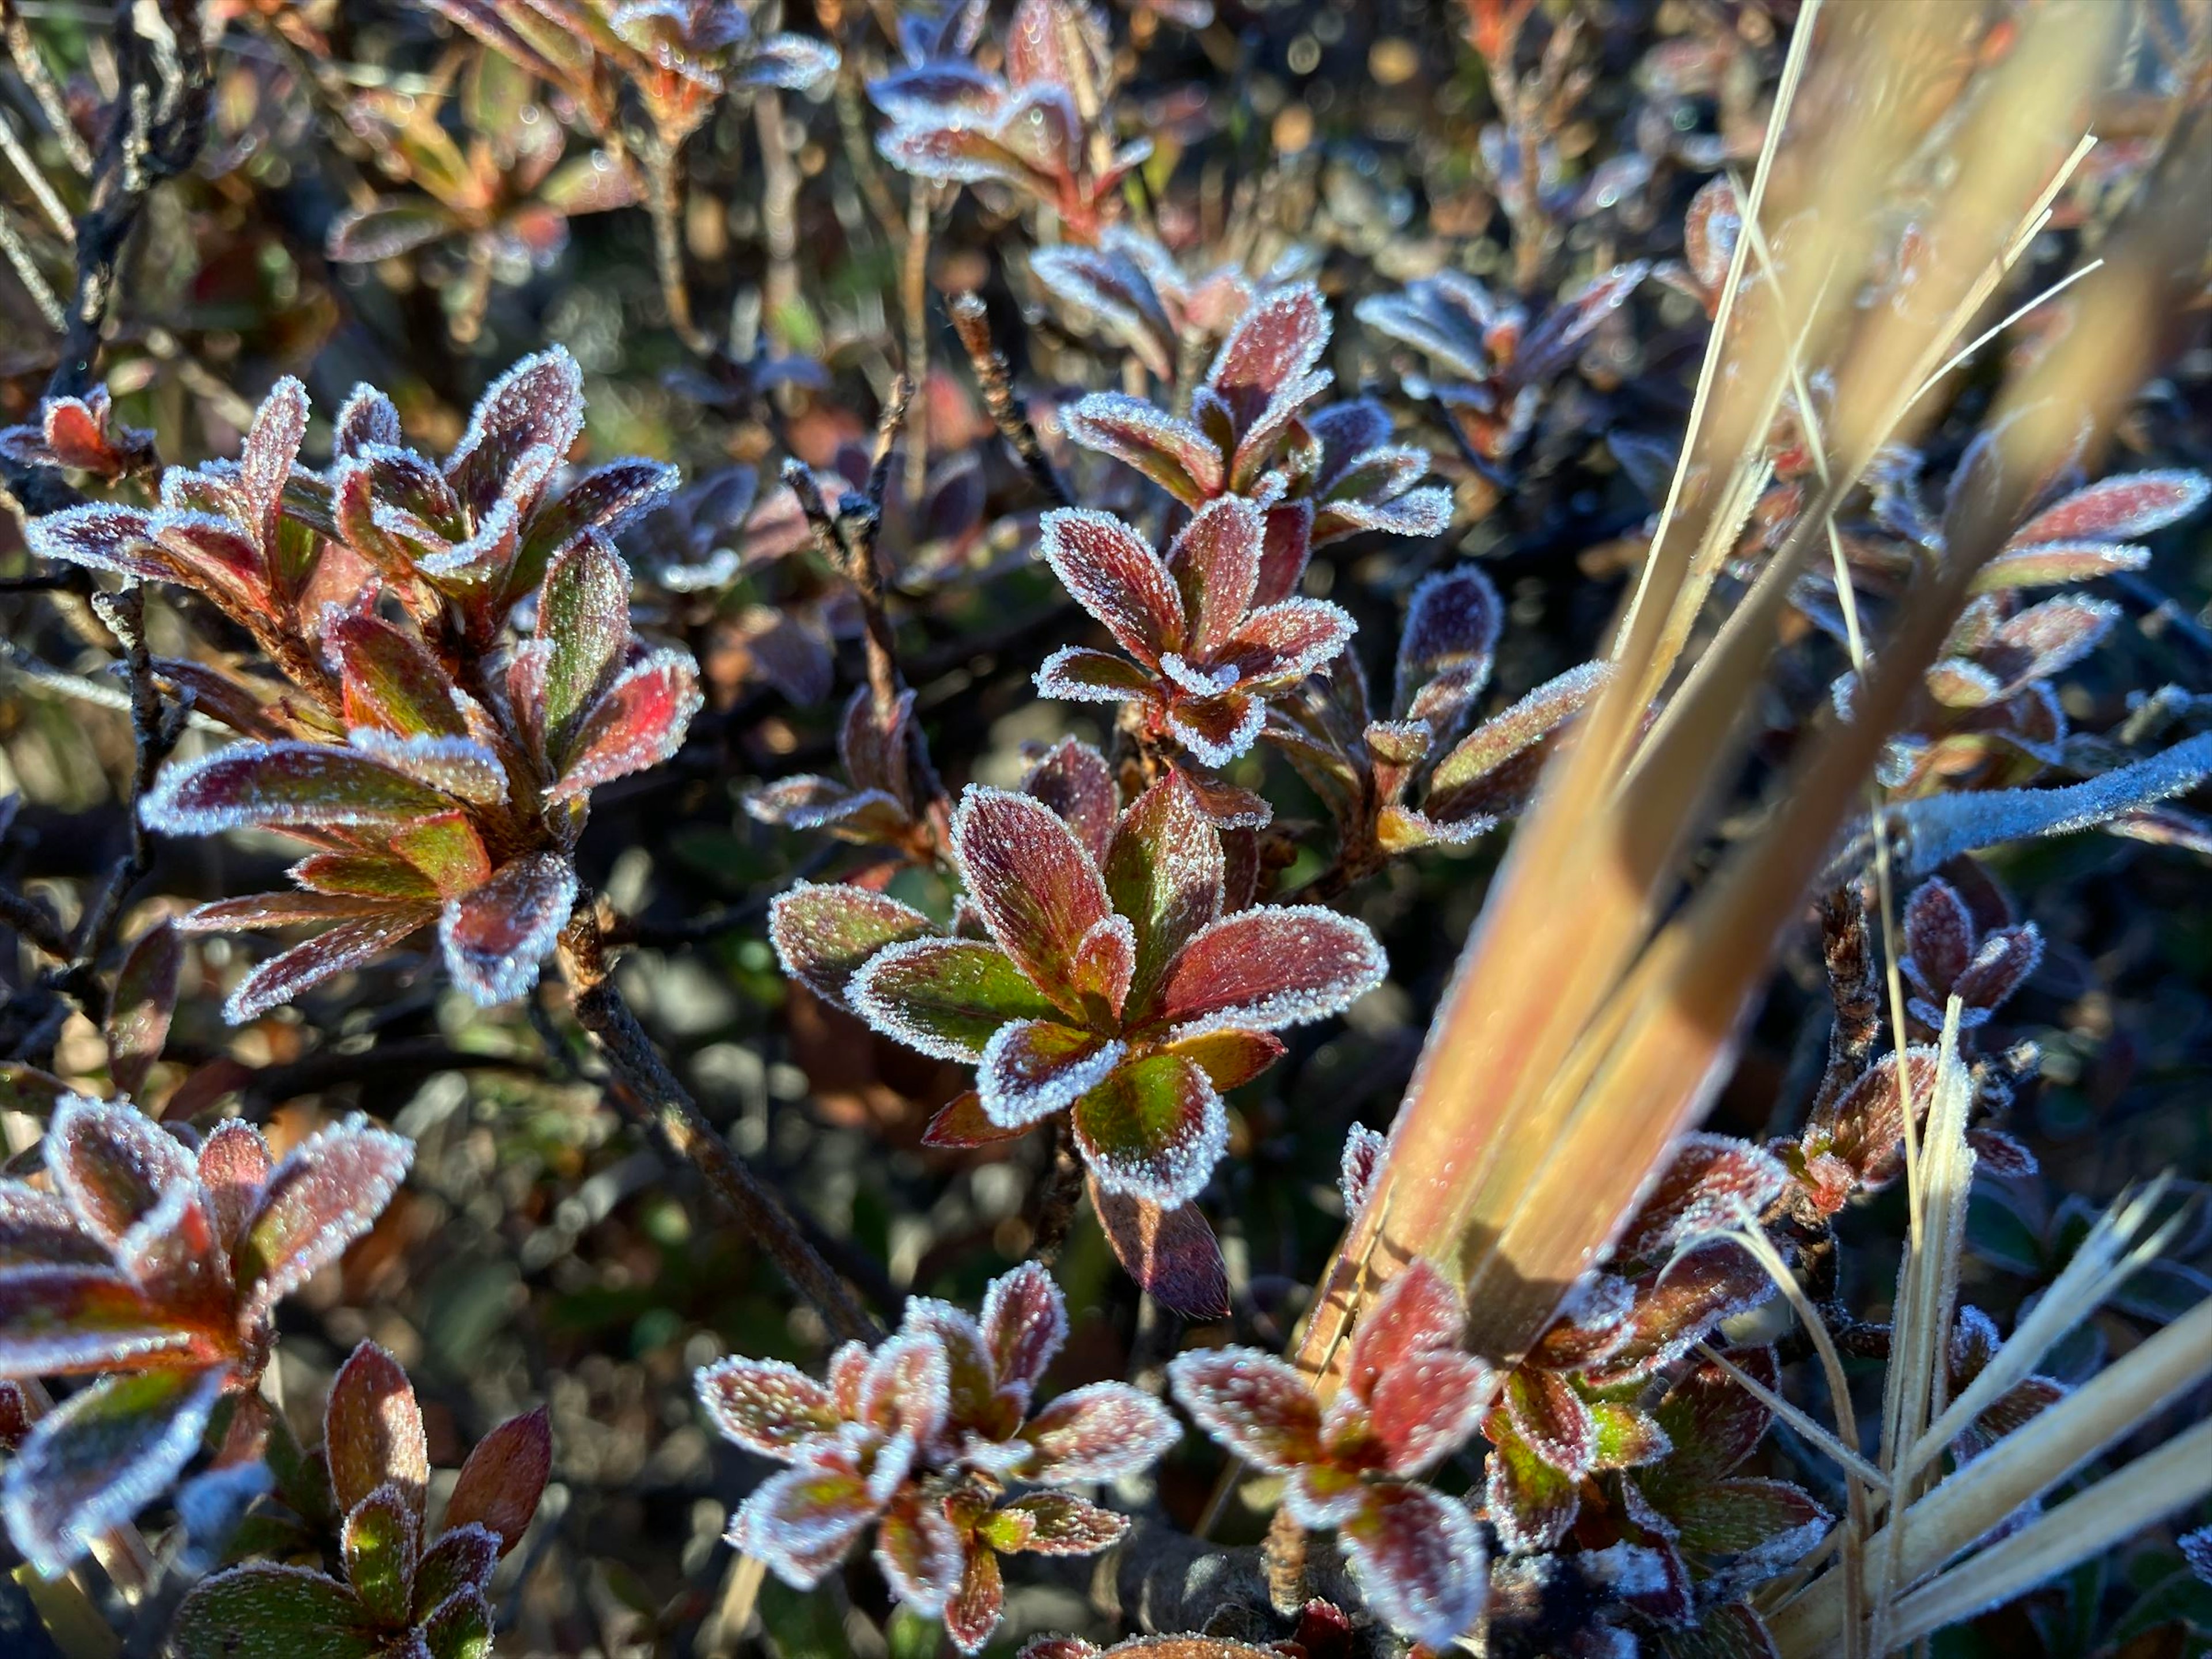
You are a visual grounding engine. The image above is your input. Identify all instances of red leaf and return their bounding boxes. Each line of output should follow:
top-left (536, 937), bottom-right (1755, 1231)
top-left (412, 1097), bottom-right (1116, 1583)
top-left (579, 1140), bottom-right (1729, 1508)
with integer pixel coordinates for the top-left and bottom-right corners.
top-left (446, 347), bottom-right (585, 517)
top-left (695, 1357), bottom-right (842, 1462)
top-left (986, 1490), bottom-right (1127, 1555)
top-left (236, 1114), bottom-right (412, 1312)
top-left (1152, 905), bottom-right (1384, 1038)
top-left (1342, 1258), bottom-right (1465, 1406)
top-left (144, 743), bottom-right (457, 836)
top-left (2012, 469), bottom-right (2210, 544)
top-left (24, 502), bottom-right (168, 579)
top-left (1166, 1347), bottom-right (1323, 1471)
top-left (873, 1487), bottom-right (965, 1614)
top-left (1503, 1366), bottom-right (1597, 1479)
top-left (105, 924), bottom-right (181, 1101)
top-left (196, 1122), bottom-right (274, 1255)
top-left (979, 1020), bottom-right (1125, 1130)
top-left (1952, 925), bottom-right (2042, 1016)
top-left (438, 853), bottom-right (576, 1006)
top-left (1338, 1482), bottom-right (1485, 1646)
top-left (1038, 507), bottom-right (1188, 665)
top-left (943, 1533), bottom-right (1005, 1653)
top-left (1207, 283), bottom-right (1330, 435)
top-left (443, 1407), bottom-right (551, 1553)
top-left (1021, 1382), bottom-right (1177, 1483)
top-left (0, 1266), bottom-right (188, 1376)
top-left (324, 1340), bottom-right (428, 1517)
top-left (240, 377), bottom-right (309, 557)
top-left (732, 1436), bottom-right (882, 1588)
top-left (1615, 1134), bottom-right (1789, 1261)
top-left (1104, 774), bottom-right (1225, 1013)
top-left (1021, 737), bottom-right (1119, 865)
top-left (413, 1523), bottom-right (499, 1614)
top-left (1061, 393), bottom-right (1224, 506)
top-left (922, 1090), bottom-right (1034, 1149)
top-left (979, 1262), bottom-right (1066, 1399)
top-left (1089, 1180), bottom-right (1229, 1316)
top-left (1902, 878), bottom-right (1976, 997)
top-left (329, 613), bottom-right (467, 740)
top-left (769, 883), bottom-right (937, 1009)
top-left (1217, 597), bottom-right (1357, 686)
top-left (222, 906), bottom-right (438, 1023)
top-left (549, 649), bottom-right (702, 803)
top-left (950, 786), bottom-right (1115, 1002)
top-left (1808, 1047), bottom-right (1941, 1187)
top-left (1254, 500), bottom-right (1315, 605)
top-left (1164, 497), bottom-right (1264, 654)
top-left (46, 1095), bottom-right (194, 1247)
top-left (1035, 645), bottom-right (1157, 703)
top-left (1365, 1349), bottom-right (1494, 1477)
top-left (0, 1184), bottom-right (107, 1269)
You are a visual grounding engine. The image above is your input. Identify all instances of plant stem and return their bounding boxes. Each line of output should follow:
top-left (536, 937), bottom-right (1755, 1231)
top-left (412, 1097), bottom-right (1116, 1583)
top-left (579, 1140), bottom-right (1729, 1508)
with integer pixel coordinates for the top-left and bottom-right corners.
top-left (642, 134), bottom-right (711, 355)
top-left (946, 291), bottom-right (1073, 508)
top-left (557, 908), bottom-right (879, 1343)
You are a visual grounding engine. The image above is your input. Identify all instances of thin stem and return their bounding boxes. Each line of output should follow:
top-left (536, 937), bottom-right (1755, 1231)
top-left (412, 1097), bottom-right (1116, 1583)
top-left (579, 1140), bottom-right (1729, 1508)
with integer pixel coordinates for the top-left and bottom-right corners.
top-left (946, 291), bottom-right (1073, 508)
top-left (642, 133), bottom-right (711, 355)
top-left (558, 908), bottom-right (880, 1344)
top-left (1, 0), bottom-right (94, 175)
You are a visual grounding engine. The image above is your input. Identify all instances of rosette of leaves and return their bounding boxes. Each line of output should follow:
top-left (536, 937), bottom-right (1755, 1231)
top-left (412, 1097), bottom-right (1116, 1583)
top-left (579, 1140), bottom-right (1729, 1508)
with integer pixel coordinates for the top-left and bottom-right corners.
top-left (1033, 497), bottom-right (1356, 776)
top-left (1846, 456), bottom-right (2210, 794)
top-left (744, 686), bottom-right (940, 858)
top-left (325, 51), bottom-right (640, 337)
top-left (1062, 286), bottom-right (1451, 572)
top-left (696, 1262), bottom-right (1176, 1651)
top-left (1270, 566), bottom-right (1608, 874)
top-left (872, 0), bottom-right (1146, 245)
top-left (0, 385), bottom-right (157, 480)
top-left (1030, 227), bottom-right (1256, 387)
top-left (1354, 263), bottom-right (1647, 467)
top-left (146, 529), bottom-right (699, 1018)
top-left (172, 1340), bottom-right (551, 1659)
top-left (0, 1097), bottom-right (412, 1575)
top-left (1611, 1347), bottom-right (1834, 1636)
top-left (1167, 1259), bottom-right (1495, 1645)
top-left (770, 763), bottom-right (1384, 1312)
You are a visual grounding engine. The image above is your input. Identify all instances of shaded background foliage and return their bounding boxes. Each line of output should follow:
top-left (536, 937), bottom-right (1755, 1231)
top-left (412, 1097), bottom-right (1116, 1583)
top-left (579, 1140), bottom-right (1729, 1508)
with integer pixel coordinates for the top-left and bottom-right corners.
top-left (0, 0), bottom-right (2210, 1655)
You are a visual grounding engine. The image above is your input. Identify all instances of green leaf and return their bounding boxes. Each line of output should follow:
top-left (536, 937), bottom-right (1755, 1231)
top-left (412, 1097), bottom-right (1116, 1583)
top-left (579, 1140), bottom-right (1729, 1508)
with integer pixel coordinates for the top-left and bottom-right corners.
top-left (170, 1565), bottom-right (384, 1659)
top-left (340, 1486), bottom-right (419, 1624)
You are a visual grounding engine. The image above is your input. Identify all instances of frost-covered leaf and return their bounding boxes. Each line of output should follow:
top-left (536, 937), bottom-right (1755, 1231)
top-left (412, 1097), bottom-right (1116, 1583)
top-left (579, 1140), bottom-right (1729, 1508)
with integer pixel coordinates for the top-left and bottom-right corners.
top-left (1484, 1408), bottom-right (1580, 1554)
top-left (1070, 1051), bottom-right (1226, 1204)
top-left (446, 347), bottom-right (585, 516)
top-left (547, 650), bottom-right (702, 802)
top-left (104, 923), bottom-right (180, 1100)
top-left (143, 743), bottom-right (457, 835)
top-left (1022, 1382), bottom-right (1178, 1482)
top-left (1425, 661), bottom-right (1607, 823)
top-left (850, 938), bottom-right (1059, 1060)
top-left (979, 1262), bottom-right (1066, 1400)
top-left (325, 1340), bottom-right (428, 1517)
top-left (951, 786), bottom-right (1113, 1001)
top-left (329, 613), bottom-right (468, 740)
top-left (1022, 738), bottom-right (1119, 864)
top-left (1061, 394), bottom-right (1222, 505)
top-left (1, 1365), bottom-right (226, 1578)
top-left (535, 534), bottom-right (632, 754)
top-left (46, 1094), bottom-right (192, 1249)
top-left (222, 906), bottom-right (440, 1024)
top-left (236, 1114), bottom-right (412, 1312)
top-left (1154, 906), bottom-right (1384, 1037)
top-left (438, 852), bottom-right (577, 1006)
top-left (984, 1490), bottom-right (1127, 1555)
top-left (327, 200), bottom-right (460, 263)
top-left (1396, 566), bottom-right (1501, 721)
top-left (1166, 1347), bottom-right (1322, 1471)
top-left (1616, 1134), bottom-right (1789, 1261)
top-left (341, 1482), bottom-right (419, 1624)
top-left (768, 884), bottom-right (937, 1009)
top-left (171, 1565), bottom-right (384, 1659)
top-left (1038, 507), bottom-right (1186, 665)
top-left (979, 1021), bottom-right (1126, 1129)
top-left (2012, 469), bottom-right (2210, 544)
top-left (1165, 497), bottom-right (1264, 654)
top-left (1340, 1482), bottom-right (1485, 1645)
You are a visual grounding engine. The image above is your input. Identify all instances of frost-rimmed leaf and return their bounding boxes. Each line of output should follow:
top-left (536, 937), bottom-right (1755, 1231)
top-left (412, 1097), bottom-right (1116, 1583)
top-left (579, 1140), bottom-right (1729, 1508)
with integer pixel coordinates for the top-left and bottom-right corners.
top-left (1, 1365), bottom-right (226, 1578)
top-left (1166, 1347), bottom-right (1322, 1470)
top-left (1021, 737), bottom-right (1119, 863)
top-left (446, 347), bottom-right (585, 517)
top-left (1021, 1382), bottom-right (1179, 1482)
top-left (547, 649), bottom-right (703, 802)
top-left (696, 1357), bottom-right (842, 1461)
top-left (769, 884), bottom-right (937, 1009)
top-left (1616, 1134), bottom-right (1790, 1261)
top-left (223, 905), bottom-right (440, 1024)
top-left (1070, 1051), bottom-right (1226, 1205)
top-left (849, 938), bottom-right (1059, 1060)
top-left (235, 1113), bottom-right (413, 1312)
top-left (1154, 906), bottom-right (1385, 1038)
top-left (951, 785), bottom-right (1113, 999)
top-left (1060, 394), bottom-right (1222, 504)
top-left (1038, 507), bottom-right (1185, 665)
top-left (342, 1482), bottom-right (419, 1624)
top-left (142, 743), bottom-right (457, 834)
top-left (46, 1093), bottom-right (194, 1245)
top-left (170, 1563), bottom-right (386, 1659)
top-left (438, 852), bottom-right (577, 1005)
top-left (979, 1262), bottom-right (1066, 1402)
top-left (978, 1021), bottom-right (1126, 1129)
top-left (325, 1340), bottom-right (429, 1517)
top-left (1340, 1482), bottom-right (1486, 1646)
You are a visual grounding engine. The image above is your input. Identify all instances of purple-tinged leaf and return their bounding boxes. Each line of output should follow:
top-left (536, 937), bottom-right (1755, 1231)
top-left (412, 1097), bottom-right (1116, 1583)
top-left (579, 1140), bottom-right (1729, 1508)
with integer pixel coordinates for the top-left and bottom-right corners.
top-left (325, 1340), bottom-right (428, 1517)
top-left (0, 1182), bottom-right (107, 1267)
top-left (1254, 501), bottom-right (1315, 605)
top-left (142, 743), bottom-right (456, 835)
top-left (334, 386), bottom-right (403, 456)
top-left (105, 923), bottom-right (180, 1101)
top-left (547, 649), bottom-right (702, 802)
top-left (46, 1094), bottom-right (194, 1247)
top-left (979, 1262), bottom-right (1066, 1400)
top-left (1425, 660), bottom-right (1608, 823)
top-left (1339, 1124), bottom-right (1385, 1218)
top-left (1344, 1259), bottom-right (1466, 1403)
top-left (873, 1488), bottom-right (964, 1614)
top-left (341, 1482), bottom-right (419, 1624)
top-left (1060, 393), bottom-right (1223, 506)
top-left (525, 459), bottom-right (679, 569)
top-left (2013, 469), bottom-right (2210, 544)
top-left (1166, 1347), bottom-right (1323, 1471)
top-left (1090, 1180), bottom-right (1229, 1316)
top-left (1022, 738), bottom-right (1118, 864)
top-left (1031, 246), bottom-right (1177, 381)
top-left (197, 1122), bottom-right (274, 1254)
top-left (413, 1524), bottom-right (499, 1615)
top-left (1, 1365), bottom-right (226, 1579)
top-left (1207, 284), bottom-right (1329, 433)
top-left (1218, 597), bottom-right (1357, 685)
top-left (25, 502), bottom-right (167, 579)
top-left (439, 852), bottom-right (577, 1006)
top-left (1165, 497), bottom-right (1265, 654)
top-left (1515, 263), bottom-right (1647, 385)
top-left (1902, 878), bottom-right (1975, 997)
top-left (850, 937), bottom-right (1058, 1060)
top-left (978, 1021), bottom-right (1126, 1130)
top-left (1035, 645), bottom-right (1156, 703)
top-left (696, 1357), bottom-right (841, 1462)
top-left (1153, 905), bottom-right (1385, 1038)
top-left (1396, 566), bottom-right (1501, 718)
top-left (984, 1491), bottom-right (1127, 1556)
top-left (1038, 507), bottom-right (1187, 666)
top-left (922, 1091), bottom-right (1033, 1149)
top-left (945, 1537), bottom-right (1005, 1655)
top-left (1070, 1051), bottom-right (1226, 1205)
top-left (1315, 485), bottom-right (1453, 546)
top-left (217, 904), bottom-right (439, 1023)
top-left (1616, 1134), bottom-right (1790, 1260)
top-left (951, 786), bottom-right (1114, 1001)
top-left (0, 1266), bottom-right (190, 1374)
top-left (770, 884), bottom-right (937, 1009)
top-left (444, 1406), bottom-right (551, 1554)
top-left (171, 1564), bottom-right (387, 1659)
top-left (1953, 924), bottom-right (2041, 1014)
top-left (1022, 1381), bottom-right (1179, 1482)
top-left (236, 1113), bottom-right (412, 1312)
top-left (1340, 1483), bottom-right (1484, 1645)
top-left (446, 347), bottom-right (585, 517)
top-left (1807, 1047), bottom-right (1941, 1186)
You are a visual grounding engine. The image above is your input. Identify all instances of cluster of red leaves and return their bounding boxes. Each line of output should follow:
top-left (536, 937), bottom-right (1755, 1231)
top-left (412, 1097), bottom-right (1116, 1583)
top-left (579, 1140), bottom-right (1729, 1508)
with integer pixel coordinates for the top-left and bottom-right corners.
top-left (771, 754), bottom-right (1383, 1314)
top-left (1355, 262), bottom-right (1647, 468)
top-left (745, 686), bottom-right (938, 858)
top-left (1840, 453), bottom-right (2210, 794)
top-left (696, 1262), bottom-right (1175, 1651)
top-left (0, 1097), bottom-right (410, 1575)
top-left (872, 0), bottom-right (1146, 244)
top-left (172, 1340), bottom-right (550, 1659)
top-left (29, 351), bottom-right (703, 1021)
top-left (1169, 1260), bottom-right (1494, 1646)
top-left (1273, 565), bottom-right (1608, 868)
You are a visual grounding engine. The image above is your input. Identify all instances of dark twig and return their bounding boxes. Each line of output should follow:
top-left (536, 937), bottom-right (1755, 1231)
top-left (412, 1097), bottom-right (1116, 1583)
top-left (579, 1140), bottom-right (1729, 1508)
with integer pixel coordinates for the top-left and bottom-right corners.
top-left (557, 907), bottom-right (881, 1343)
top-left (1, 1), bottom-right (94, 175)
top-left (946, 291), bottom-right (1073, 508)
top-left (1812, 883), bottom-right (1882, 1121)
top-left (0, 886), bottom-right (72, 962)
top-left (1029, 1117), bottom-right (1086, 1266)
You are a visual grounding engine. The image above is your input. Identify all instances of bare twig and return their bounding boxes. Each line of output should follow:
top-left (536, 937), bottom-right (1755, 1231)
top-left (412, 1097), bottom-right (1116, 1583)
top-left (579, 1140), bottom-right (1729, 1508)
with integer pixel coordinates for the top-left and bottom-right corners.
top-left (2, 1), bottom-right (94, 175)
top-left (946, 291), bottom-right (1073, 508)
top-left (557, 907), bottom-right (880, 1344)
